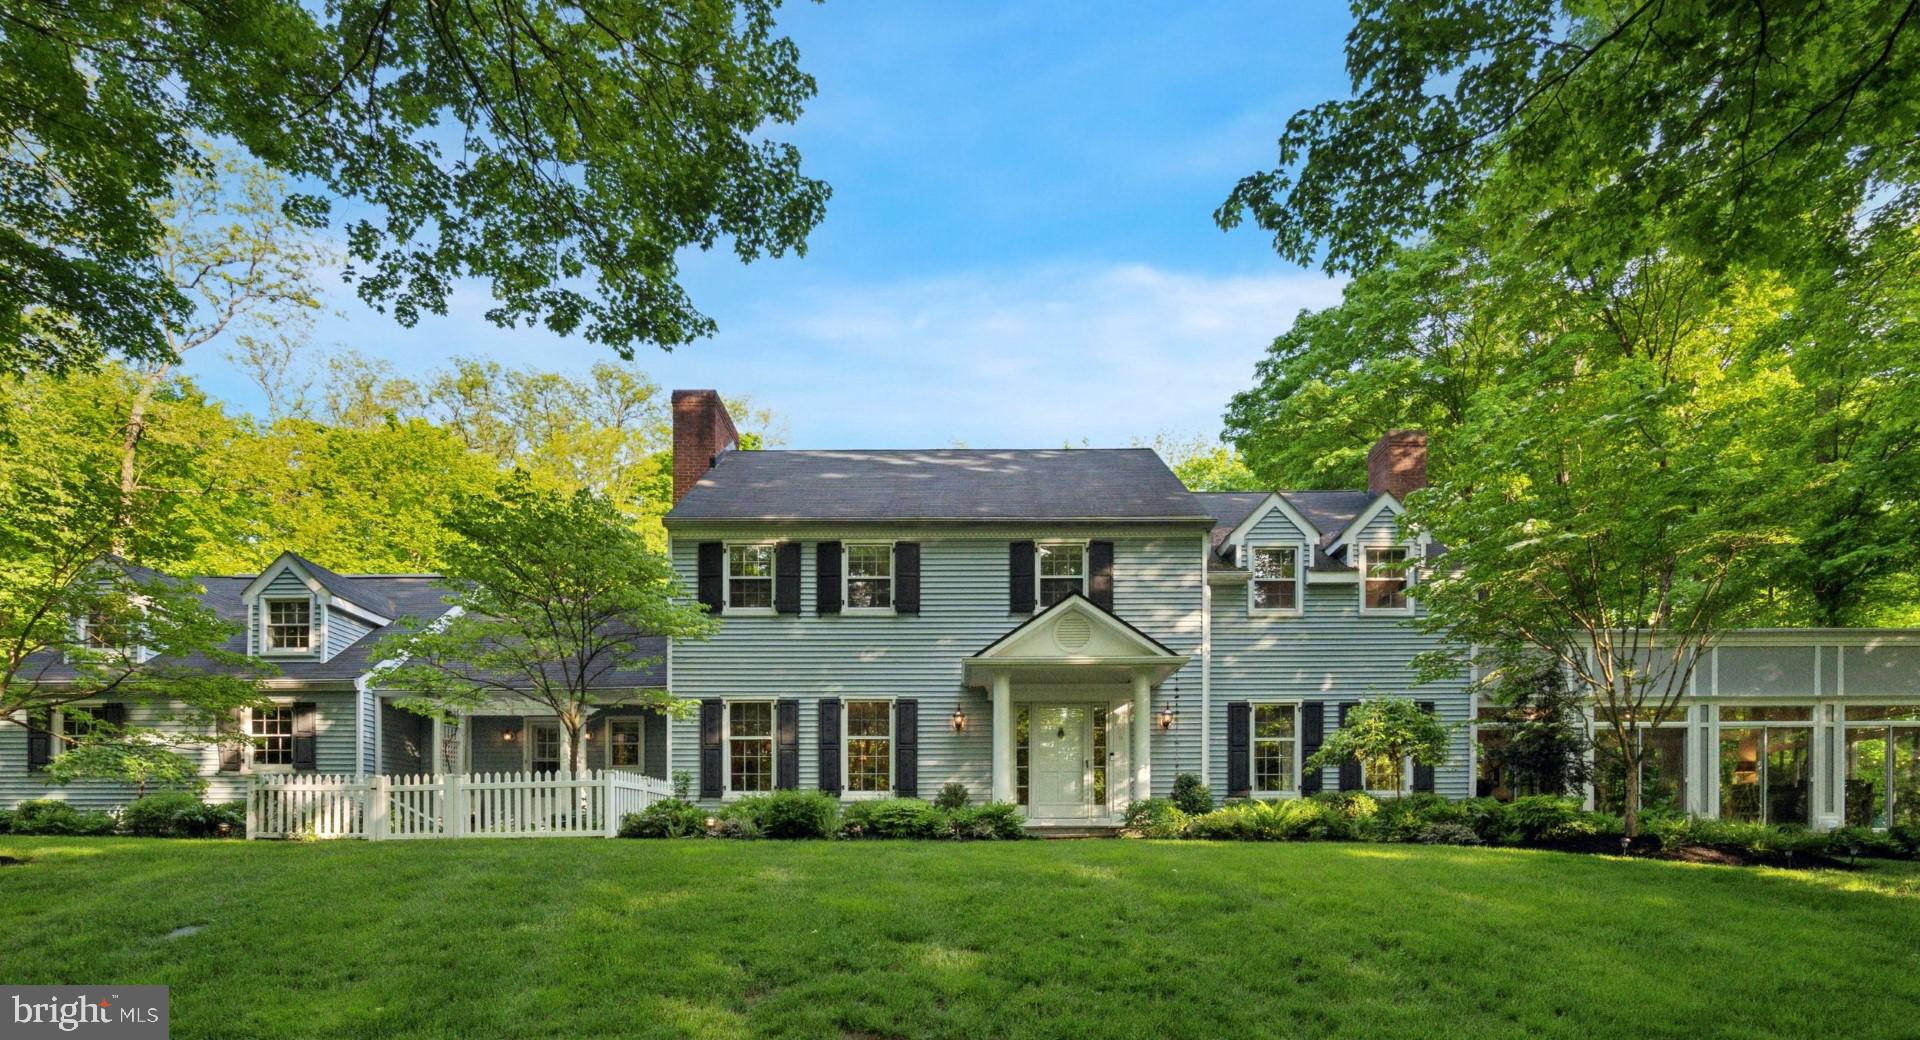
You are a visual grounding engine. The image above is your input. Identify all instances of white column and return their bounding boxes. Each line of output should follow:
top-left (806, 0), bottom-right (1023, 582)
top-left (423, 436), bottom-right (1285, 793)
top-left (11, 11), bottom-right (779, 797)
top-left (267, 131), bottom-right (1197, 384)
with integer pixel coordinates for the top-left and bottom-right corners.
top-left (430, 717), bottom-right (445, 776)
top-left (1132, 670), bottom-right (1152, 801)
top-left (991, 673), bottom-right (1014, 804)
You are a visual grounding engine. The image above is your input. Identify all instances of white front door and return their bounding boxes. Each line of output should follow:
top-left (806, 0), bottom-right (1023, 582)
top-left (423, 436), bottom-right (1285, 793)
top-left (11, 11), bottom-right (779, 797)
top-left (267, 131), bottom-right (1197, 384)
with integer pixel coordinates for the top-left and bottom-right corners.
top-left (1030, 705), bottom-right (1097, 819)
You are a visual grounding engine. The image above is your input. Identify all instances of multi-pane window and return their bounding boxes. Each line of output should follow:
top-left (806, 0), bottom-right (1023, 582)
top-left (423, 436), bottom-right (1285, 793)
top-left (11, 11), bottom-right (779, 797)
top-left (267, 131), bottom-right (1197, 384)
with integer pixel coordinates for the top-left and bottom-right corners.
top-left (1717, 705), bottom-right (1812, 826)
top-left (845, 545), bottom-right (894, 610)
top-left (728, 701), bottom-right (774, 792)
top-left (252, 706), bottom-right (294, 766)
top-left (845, 700), bottom-right (893, 792)
top-left (1015, 706), bottom-right (1031, 806)
top-left (1091, 708), bottom-right (1109, 804)
top-left (727, 545), bottom-right (775, 610)
top-left (609, 717), bottom-right (642, 768)
top-left (1037, 543), bottom-right (1086, 608)
top-left (1362, 547), bottom-right (1411, 611)
top-left (1251, 547), bottom-right (1299, 611)
top-left (530, 722), bottom-right (562, 773)
top-left (1362, 754), bottom-right (1404, 792)
top-left (59, 706), bottom-right (116, 749)
top-left (265, 598), bottom-right (312, 651)
top-left (1253, 704), bottom-right (1297, 793)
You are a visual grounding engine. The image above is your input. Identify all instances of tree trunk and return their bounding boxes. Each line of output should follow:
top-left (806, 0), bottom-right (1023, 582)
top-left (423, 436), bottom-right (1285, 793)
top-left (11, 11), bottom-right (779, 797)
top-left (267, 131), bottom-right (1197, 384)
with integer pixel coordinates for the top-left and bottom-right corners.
top-left (1622, 734), bottom-right (1643, 848)
top-left (115, 366), bottom-right (167, 553)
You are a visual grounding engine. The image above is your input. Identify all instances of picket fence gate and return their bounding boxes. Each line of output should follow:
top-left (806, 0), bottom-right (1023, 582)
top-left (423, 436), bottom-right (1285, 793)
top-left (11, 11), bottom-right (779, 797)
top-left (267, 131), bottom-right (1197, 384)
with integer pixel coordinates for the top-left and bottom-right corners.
top-left (247, 770), bottom-right (674, 840)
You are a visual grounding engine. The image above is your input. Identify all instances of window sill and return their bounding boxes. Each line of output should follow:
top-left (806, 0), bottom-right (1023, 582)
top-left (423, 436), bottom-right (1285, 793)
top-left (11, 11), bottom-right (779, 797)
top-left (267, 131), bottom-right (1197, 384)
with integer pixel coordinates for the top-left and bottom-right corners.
top-left (1248, 608), bottom-right (1304, 619)
top-left (1358, 608), bottom-right (1416, 618)
top-left (722, 608), bottom-right (778, 618)
top-left (839, 790), bottom-right (893, 802)
top-left (1250, 790), bottom-right (1302, 800)
top-left (259, 648), bottom-right (316, 657)
top-left (842, 608), bottom-right (897, 618)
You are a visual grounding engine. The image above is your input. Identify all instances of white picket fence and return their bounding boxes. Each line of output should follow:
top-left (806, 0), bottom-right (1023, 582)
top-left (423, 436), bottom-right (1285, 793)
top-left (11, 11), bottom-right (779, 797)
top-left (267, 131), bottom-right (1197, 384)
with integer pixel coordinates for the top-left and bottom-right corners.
top-left (247, 770), bottom-right (673, 840)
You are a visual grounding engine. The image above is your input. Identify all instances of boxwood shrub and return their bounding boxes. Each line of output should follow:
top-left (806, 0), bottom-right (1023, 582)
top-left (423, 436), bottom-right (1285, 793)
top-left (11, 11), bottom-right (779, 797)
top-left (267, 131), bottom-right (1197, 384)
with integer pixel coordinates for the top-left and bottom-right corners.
top-left (9, 799), bottom-right (116, 836)
top-left (118, 792), bottom-right (243, 838)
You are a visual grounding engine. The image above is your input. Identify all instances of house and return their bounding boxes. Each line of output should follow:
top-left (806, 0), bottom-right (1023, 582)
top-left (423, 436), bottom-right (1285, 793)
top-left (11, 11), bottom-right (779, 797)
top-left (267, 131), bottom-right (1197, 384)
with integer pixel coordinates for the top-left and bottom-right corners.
top-left (0, 552), bottom-right (671, 811)
top-left (6, 389), bottom-right (1919, 833)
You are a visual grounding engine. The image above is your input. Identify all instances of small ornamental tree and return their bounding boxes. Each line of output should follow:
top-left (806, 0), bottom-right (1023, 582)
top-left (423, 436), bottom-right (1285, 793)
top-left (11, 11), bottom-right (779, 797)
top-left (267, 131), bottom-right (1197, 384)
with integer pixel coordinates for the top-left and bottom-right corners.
top-left (44, 736), bottom-right (206, 798)
top-left (1304, 698), bottom-right (1453, 800)
top-left (374, 474), bottom-right (717, 774)
top-left (1477, 654), bottom-right (1591, 799)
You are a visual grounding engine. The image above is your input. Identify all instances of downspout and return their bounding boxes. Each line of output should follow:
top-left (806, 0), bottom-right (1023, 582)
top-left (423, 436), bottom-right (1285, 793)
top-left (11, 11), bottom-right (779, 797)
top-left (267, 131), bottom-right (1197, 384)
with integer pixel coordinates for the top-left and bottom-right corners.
top-left (1200, 532), bottom-right (1212, 787)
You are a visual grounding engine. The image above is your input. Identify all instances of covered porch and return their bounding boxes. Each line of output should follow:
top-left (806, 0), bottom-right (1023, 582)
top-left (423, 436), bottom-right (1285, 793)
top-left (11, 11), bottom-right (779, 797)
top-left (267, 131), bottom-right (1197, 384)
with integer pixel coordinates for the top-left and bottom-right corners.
top-left (963, 595), bottom-right (1188, 829)
top-left (374, 697), bottom-right (669, 781)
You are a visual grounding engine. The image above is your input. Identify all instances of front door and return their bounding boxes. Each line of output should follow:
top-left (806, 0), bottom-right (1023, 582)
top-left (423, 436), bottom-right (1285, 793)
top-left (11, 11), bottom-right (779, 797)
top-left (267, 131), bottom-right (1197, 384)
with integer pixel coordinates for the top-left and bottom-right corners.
top-left (1030, 705), bottom-right (1097, 819)
top-left (529, 721), bottom-right (563, 774)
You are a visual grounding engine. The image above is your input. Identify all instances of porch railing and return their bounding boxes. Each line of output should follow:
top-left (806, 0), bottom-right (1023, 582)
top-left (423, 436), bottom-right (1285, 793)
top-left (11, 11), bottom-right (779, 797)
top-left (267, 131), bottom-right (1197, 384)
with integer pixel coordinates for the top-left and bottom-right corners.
top-left (247, 770), bottom-right (673, 840)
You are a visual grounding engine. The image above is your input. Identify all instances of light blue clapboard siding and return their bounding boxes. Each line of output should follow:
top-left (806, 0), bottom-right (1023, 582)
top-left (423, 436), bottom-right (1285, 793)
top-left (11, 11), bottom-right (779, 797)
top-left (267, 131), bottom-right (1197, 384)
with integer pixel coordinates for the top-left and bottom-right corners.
top-left (379, 701), bottom-right (429, 774)
top-left (668, 528), bottom-right (1207, 805)
top-left (325, 607), bottom-right (372, 661)
top-left (1207, 504), bottom-right (1472, 801)
top-left (0, 693), bottom-right (359, 811)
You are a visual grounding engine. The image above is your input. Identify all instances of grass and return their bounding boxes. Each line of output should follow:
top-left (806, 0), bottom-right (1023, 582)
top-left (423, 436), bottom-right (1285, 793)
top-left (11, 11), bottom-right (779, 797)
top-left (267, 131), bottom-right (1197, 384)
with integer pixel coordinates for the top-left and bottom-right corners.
top-left (2, 838), bottom-right (1918, 1040)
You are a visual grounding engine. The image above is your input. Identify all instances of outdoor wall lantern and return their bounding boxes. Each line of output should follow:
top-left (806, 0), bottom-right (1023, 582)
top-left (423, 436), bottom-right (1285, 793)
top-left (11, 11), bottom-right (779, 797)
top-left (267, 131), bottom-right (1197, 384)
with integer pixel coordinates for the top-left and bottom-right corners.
top-left (501, 729), bottom-right (515, 742)
top-left (951, 708), bottom-right (967, 732)
top-left (1158, 705), bottom-right (1177, 730)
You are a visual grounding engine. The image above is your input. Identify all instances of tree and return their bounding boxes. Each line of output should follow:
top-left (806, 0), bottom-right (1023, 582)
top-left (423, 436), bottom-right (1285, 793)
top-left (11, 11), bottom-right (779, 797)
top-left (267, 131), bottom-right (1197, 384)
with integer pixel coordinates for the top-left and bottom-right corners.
top-left (373, 474), bottom-right (716, 774)
top-left (1217, 1), bottom-right (1920, 283)
top-left (3, 0), bottom-right (829, 376)
top-left (42, 736), bottom-right (206, 798)
top-left (0, 373), bottom-right (265, 750)
top-left (118, 153), bottom-right (328, 540)
top-left (1136, 433), bottom-right (1264, 491)
top-left (1474, 655), bottom-right (1591, 800)
top-left (1303, 698), bottom-right (1453, 800)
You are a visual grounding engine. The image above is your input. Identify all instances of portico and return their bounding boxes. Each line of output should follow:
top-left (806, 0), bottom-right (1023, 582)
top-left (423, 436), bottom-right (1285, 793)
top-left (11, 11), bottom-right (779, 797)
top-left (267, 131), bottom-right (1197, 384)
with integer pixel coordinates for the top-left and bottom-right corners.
top-left (963, 594), bottom-right (1189, 825)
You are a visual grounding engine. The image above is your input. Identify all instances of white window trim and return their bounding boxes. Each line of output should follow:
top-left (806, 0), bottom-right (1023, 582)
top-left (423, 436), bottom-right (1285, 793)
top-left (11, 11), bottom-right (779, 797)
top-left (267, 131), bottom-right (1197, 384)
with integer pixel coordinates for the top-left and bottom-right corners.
top-left (722, 699), bottom-right (778, 799)
top-left (841, 697), bottom-right (896, 800)
top-left (842, 542), bottom-right (898, 616)
top-left (723, 543), bottom-right (779, 616)
top-left (1356, 544), bottom-right (1417, 616)
top-left (525, 718), bottom-right (564, 773)
top-left (1035, 540), bottom-right (1089, 608)
top-left (1249, 700), bottom-right (1304, 798)
top-left (607, 715), bottom-right (646, 771)
top-left (1247, 544), bottom-right (1307, 617)
top-left (260, 596), bottom-right (320, 656)
top-left (242, 703), bottom-right (297, 774)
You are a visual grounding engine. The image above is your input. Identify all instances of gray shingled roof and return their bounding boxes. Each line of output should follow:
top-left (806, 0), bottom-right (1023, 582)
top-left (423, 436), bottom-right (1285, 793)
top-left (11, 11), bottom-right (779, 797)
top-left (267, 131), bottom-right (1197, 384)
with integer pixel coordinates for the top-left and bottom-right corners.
top-left (1189, 489), bottom-right (1382, 570)
top-left (667, 448), bottom-right (1216, 523)
top-left (28, 572), bottom-right (666, 689)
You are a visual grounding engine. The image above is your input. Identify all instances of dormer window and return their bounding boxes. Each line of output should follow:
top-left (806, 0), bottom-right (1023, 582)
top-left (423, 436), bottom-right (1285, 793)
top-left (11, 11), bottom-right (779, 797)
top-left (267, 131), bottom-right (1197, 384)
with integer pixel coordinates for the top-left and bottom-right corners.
top-left (1250, 546), bottom-right (1301, 613)
top-left (1036, 543), bottom-right (1086, 608)
top-left (265, 598), bottom-right (313, 652)
top-left (1362, 546), bottom-right (1412, 612)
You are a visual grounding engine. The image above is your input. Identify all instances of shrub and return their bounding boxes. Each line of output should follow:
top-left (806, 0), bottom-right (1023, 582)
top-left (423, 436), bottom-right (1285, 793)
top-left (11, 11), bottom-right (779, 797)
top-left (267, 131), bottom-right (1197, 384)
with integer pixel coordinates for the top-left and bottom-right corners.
top-left (1186, 801), bottom-right (1270, 841)
top-left (713, 815), bottom-right (761, 839)
top-left (1305, 791), bottom-right (1379, 840)
top-left (726, 791), bottom-right (838, 839)
top-left (671, 770), bottom-right (694, 801)
top-left (1122, 797), bottom-right (1188, 839)
top-left (935, 782), bottom-right (970, 811)
top-left (619, 799), bottom-right (708, 838)
top-left (948, 802), bottom-right (1024, 840)
top-left (0, 808), bottom-right (13, 834)
top-left (1171, 773), bottom-right (1213, 815)
top-left (1824, 826), bottom-right (1903, 859)
top-left (1416, 822), bottom-right (1483, 845)
top-left (1505, 795), bottom-right (1589, 843)
top-left (119, 791), bottom-right (203, 837)
top-left (842, 798), bottom-right (948, 839)
top-left (10, 799), bottom-right (115, 836)
top-left (1372, 793), bottom-right (1453, 842)
top-left (1889, 823), bottom-right (1920, 857)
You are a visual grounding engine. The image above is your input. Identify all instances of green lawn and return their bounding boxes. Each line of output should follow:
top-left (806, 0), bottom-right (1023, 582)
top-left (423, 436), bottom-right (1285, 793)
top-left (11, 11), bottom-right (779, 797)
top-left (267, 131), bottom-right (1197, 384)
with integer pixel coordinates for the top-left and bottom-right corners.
top-left (2, 838), bottom-right (1917, 1040)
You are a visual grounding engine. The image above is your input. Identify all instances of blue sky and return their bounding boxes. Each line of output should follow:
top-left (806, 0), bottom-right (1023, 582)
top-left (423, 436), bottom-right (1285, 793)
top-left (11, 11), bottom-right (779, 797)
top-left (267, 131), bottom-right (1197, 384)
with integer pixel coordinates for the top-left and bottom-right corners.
top-left (184, 3), bottom-right (1356, 448)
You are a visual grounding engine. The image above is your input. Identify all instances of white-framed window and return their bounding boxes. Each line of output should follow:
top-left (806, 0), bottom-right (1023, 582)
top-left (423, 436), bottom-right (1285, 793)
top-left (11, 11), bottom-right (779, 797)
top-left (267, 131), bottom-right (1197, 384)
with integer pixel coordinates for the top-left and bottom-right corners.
top-left (1252, 703), bottom-right (1299, 795)
top-left (843, 699), bottom-right (894, 795)
top-left (608, 716), bottom-right (643, 769)
top-left (251, 705), bottom-right (295, 769)
top-left (845, 544), bottom-right (894, 612)
top-left (263, 597), bottom-right (313, 652)
top-left (1361, 755), bottom-right (1410, 794)
top-left (1250, 546), bottom-right (1302, 614)
top-left (726, 700), bottom-right (775, 793)
top-left (54, 705), bottom-right (120, 751)
top-left (726, 544), bottom-right (776, 612)
top-left (1036, 542), bottom-right (1086, 608)
top-left (1360, 546), bottom-right (1413, 613)
top-left (529, 720), bottom-right (563, 773)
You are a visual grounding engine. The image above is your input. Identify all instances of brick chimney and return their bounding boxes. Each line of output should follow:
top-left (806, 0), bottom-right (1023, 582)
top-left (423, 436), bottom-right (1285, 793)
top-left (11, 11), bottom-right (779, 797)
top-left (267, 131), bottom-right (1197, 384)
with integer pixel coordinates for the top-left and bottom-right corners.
top-left (672, 389), bottom-right (739, 505)
top-left (1366, 430), bottom-right (1428, 500)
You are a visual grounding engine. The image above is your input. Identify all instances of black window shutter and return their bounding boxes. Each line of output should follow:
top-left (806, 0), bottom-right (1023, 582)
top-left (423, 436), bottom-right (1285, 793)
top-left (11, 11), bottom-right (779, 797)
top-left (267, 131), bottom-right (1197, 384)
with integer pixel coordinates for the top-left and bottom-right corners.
top-left (220, 708), bottom-right (245, 772)
top-left (1413, 701), bottom-right (1437, 793)
top-left (1088, 540), bottom-right (1115, 611)
top-left (818, 698), bottom-right (842, 794)
top-left (1337, 701), bottom-right (1362, 791)
top-left (774, 542), bottom-right (802, 615)
top-left (776, 698), bottom-right (799, 789)
top-left (1226, 701), bottom-right (1251, 798)
top-left (98, 703), bottom-right (127, 731)
top-left (895, 699), bottom-right (919, 797)
top-left (699, 699), bottom-right (723, 798)
top-left (816, 541), bottom-right (843, 615)
top-left (1300, 702), bottom-right (1325, 794)
top-left (697, 542), bottom-right (724, 615)
top-left (292, 702), bottom-right (318, 771)
top-left (25, 710), bottom-right (51, 772)
top-left (1008, 541), bottom-right (1036, 613)
top-left (895, 543), bottom-right (921, 615)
